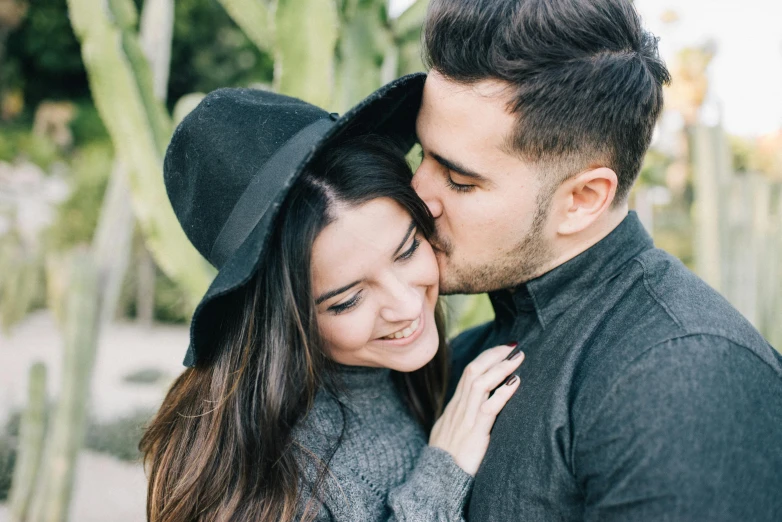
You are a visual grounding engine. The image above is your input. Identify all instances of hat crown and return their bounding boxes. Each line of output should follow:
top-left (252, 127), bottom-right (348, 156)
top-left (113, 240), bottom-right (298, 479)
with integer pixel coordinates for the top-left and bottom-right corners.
top-left (164, 88), bottom-right (330, 266)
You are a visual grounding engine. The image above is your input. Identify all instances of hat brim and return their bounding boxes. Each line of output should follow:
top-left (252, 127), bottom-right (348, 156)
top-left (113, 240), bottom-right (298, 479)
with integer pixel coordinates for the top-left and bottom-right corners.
top-left (184, 73), bottom-right (426, 366)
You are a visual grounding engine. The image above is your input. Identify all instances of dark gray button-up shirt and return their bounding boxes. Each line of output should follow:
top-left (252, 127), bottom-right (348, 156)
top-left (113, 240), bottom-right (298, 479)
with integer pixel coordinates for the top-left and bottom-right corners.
top-left (450, 212), bottom-right (782, 521)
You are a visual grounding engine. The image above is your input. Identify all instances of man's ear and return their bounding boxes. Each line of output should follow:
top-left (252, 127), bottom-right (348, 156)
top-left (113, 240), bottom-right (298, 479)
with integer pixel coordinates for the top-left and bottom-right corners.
top-left (556, 167), bottom-right (618, 236)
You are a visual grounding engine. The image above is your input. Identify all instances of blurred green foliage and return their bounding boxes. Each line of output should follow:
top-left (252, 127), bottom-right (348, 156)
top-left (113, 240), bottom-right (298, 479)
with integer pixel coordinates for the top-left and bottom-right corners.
top-left (4, 0), bottom-right (88, 106)
top-left (638, 148), bottom-right (673, 187)
top-left (121, 260), bottom-right (190, 324)
top-left (0, 126), bottom-right (61, 170)
top-left (70, 102), bottom-right (109, 145)
top-left (83, 409), bottom-right (155, 462)
top-left (122, 367), bottom-right (168, 385)
top-left (46, 142), bottom-right (113, 251)
top-left (169, 0), bottom-right (274, 104)
top-left (0, 411), bottom-right (22, 501)
top-left (3, 0), bottom-right (273, 116)
top-left (0, 407), bottom-right (155, 492)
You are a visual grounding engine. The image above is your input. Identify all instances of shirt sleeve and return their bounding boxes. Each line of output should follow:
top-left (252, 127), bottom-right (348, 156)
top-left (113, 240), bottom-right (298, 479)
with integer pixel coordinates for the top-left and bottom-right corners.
top-left (386, 446), bottom-right (474, 522)
top-left (575, 335), bottom-right (782, 522)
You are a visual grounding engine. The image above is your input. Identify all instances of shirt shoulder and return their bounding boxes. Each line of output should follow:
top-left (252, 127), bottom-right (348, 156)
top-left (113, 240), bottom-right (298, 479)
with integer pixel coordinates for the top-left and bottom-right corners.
top-left (631, 248), bottom-right (776, 358)
top-left (574, 335), bottom-right (782, 520)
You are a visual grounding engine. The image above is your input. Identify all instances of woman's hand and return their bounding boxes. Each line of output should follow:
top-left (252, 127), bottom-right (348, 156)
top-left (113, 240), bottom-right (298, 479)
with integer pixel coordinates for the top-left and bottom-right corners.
top-left (429, 344), bottom-right (524, 476)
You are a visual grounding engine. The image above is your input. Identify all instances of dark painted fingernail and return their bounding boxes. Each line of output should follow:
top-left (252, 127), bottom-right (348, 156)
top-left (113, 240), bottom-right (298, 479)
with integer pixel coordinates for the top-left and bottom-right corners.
top-left (504, 374), bottom-right (519, 386)
top-left (507, 342), bottom-right (518, 347)
top-left (509, 350), bottom-right (524, 361)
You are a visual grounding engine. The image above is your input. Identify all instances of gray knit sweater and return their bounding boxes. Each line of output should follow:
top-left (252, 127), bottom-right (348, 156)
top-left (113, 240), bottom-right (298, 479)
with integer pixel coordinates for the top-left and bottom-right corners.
top-left (292, 365), bottom-right (473, 521)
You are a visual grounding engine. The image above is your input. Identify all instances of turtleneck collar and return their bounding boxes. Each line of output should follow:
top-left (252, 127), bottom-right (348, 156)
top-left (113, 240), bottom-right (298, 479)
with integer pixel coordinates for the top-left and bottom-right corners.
top-left (333, 364), bottom-right (393, 393)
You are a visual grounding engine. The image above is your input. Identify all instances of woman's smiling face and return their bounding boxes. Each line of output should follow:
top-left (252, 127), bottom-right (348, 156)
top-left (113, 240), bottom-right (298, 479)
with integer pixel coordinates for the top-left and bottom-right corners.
top-left (311, 197), bottom-right (440, 372)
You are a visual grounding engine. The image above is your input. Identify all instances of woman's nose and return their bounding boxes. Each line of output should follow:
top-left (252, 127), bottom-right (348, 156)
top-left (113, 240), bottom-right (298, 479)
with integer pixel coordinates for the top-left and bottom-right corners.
top-left (379, 279), bottom-right (423, 324)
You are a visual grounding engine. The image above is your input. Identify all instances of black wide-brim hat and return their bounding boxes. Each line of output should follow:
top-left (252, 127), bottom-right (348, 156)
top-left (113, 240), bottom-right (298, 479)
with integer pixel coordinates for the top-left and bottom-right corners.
top-left (164, 73), bottom-right (426, 367)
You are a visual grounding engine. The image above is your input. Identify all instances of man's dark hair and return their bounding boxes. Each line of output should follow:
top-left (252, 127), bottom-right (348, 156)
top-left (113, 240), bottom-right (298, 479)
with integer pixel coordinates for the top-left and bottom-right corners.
top-left (424, 0), bottom-right (671, 203)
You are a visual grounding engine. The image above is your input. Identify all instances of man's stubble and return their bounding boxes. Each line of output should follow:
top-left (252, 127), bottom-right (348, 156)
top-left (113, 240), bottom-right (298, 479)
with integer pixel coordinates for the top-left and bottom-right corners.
top-left (436, 185), bottom-right (556, 295)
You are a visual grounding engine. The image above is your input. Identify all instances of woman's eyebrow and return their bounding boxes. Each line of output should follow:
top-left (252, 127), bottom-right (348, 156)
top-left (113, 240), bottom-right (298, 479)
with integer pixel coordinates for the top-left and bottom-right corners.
top-left (315, 280), bottom-right (361, 305)
top-left (394, 221), bottom-right (416, 257)
top-left (315, 221), bottom-right (416, 306)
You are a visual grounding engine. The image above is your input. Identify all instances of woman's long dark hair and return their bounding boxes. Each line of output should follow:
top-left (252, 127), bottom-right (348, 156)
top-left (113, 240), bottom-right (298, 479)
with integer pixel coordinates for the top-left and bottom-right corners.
top-left (140, 135), bottom-right (449, 522)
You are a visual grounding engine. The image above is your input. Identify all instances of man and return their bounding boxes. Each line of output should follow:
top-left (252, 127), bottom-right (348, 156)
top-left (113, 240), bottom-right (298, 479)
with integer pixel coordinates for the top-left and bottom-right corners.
top-left (412, 0), bottom-right (782, 520)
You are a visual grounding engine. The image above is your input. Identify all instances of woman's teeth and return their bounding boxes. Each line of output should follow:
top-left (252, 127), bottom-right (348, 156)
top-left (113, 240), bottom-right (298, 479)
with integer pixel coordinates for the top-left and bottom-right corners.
top-left (383, 317), bottom-right (420, 340)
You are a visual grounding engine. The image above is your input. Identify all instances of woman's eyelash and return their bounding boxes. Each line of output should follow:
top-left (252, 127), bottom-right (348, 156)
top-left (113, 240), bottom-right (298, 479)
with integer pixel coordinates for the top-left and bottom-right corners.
top-left (329, 291), bottom-right (363, 314)
top-left (398, 237), bottom-right (421, 261)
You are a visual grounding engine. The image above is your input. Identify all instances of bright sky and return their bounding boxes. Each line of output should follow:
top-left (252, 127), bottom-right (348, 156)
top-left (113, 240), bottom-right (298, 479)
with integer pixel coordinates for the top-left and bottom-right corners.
top-left (390, 0), bottom-right (782, 137)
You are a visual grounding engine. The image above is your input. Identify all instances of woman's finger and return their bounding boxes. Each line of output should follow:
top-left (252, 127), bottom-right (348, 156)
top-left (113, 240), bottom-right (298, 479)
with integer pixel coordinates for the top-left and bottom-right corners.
top-left (463, 351), bottom-right (524, 422)
top-left (474, 351), bottom-right (525, 392)
top-left (475, 373), bottom-right (521, 433)
top-left (453, 343), bottom-right (516, 398)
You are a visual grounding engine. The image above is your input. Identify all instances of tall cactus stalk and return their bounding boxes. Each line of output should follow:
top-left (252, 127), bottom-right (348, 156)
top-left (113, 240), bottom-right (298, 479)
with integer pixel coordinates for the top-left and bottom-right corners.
top-left (218, 0), bottom-right (427, 112)
top-left (392, 0), bottom-right (427, 77)
top-left (66, 0), bottom-right (212, 313)
top-left (215, 0), bottom-right (273, 54)
top-left (8, 362), bottom-right (48, 522)
top-left (27, 250), bottom-right (101, 522)
top-left (138, 0), bottom-right (174, 101)
top-left (333, 0), bottom-right (390, 112)
top-left (92, 160), bottom-right (135, 325)
top-left (274, 0), bottom-right (340, 109)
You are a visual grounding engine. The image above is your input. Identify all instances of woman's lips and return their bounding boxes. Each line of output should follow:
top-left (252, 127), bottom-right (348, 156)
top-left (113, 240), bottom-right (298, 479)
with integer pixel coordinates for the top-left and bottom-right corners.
top-left (375, 313), bottom-right (425, 346)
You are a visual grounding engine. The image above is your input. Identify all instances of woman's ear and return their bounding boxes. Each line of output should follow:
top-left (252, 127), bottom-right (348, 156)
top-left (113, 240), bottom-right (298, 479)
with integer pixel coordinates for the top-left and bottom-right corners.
top-left (556, 167), bottom-right (618, 236)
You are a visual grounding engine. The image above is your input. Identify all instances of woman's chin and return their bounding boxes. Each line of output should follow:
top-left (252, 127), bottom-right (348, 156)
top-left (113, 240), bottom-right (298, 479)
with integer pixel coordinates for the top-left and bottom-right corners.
top-left (383, 313), bottom-right (440, 373)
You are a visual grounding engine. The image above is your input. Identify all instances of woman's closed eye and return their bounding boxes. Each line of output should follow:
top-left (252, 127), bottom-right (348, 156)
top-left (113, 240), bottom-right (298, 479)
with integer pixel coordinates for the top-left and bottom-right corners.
top-left (327, 235), bottom-right (420, 315)
top-left (328, 290), bottom-right (363, 315)
top-left (397, 235), bottom-right (421, 261)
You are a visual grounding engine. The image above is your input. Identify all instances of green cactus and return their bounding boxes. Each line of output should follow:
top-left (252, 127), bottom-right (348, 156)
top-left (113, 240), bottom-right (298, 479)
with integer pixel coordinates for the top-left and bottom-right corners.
top-left (333, 0), bottom-right (389, 112)
top-left (91, 160), bottom-right (134, 326)
top-left (0, 232), bottom-right (42, 333)
top-left (8, 363), bottom-right (48, 522)
top-left (215, 0), bottom-right (274, 54)
top-left (274, 0), bottom-right (340, 109)
top-left (28, 250), bottom-right (100, 522)
top-left (218, 0), bottom-right (428, 113)
top-left (392, 0), bottom-right (427, 76)
top-left (66, 0), bottom-right (212, 313)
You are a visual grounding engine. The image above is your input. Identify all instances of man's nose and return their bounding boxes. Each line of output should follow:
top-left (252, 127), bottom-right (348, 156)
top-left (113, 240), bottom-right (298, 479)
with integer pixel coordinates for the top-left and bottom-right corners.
top-left (413, 161), bottom-right (444, 218)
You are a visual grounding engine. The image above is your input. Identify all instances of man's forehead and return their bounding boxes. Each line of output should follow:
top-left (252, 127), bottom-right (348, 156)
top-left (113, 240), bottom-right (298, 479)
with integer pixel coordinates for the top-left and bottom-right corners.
top-left (418, 72), bottom-right (517, 160)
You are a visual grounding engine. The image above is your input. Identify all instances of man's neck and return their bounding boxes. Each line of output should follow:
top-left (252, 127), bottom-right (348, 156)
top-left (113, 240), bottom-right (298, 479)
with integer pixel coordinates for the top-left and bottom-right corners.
top-left (524, 205), bottom-right (630, 283)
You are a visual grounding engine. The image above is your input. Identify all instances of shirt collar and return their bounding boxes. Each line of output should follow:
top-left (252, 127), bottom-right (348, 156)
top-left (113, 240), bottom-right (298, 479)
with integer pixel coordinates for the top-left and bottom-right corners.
top-left (489, 211), bottom-right (654, 329)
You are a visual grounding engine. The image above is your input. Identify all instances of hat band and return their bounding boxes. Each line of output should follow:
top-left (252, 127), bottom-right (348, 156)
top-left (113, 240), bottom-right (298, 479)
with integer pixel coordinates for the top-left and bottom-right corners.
top-left (209, 117), bottom-right (336, 267)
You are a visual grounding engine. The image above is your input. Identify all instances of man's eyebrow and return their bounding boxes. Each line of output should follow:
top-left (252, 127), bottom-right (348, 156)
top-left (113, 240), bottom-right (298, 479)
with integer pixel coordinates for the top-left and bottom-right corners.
top-left (431, 152), bottom-right (490, 184)
top-left (315, 280), bottom-right (361, 305)
top-left (394, 221), bottom-right (417, 257)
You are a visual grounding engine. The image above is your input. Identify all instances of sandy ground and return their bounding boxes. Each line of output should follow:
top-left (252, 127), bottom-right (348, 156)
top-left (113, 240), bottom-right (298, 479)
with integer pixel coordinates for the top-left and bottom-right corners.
top-left (0, 311), bottom-right (189, 521)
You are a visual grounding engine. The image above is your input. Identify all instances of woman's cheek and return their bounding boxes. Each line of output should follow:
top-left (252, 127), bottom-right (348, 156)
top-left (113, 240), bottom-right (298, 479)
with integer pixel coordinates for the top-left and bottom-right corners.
top-left (416, 241), bottom-right (440, 287)
top-left (319, 309), bottom-right (378, 362)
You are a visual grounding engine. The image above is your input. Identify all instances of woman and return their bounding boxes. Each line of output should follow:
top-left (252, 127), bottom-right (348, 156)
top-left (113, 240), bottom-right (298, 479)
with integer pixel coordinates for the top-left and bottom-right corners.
top-left (141, 74), bottom-right (523, 521)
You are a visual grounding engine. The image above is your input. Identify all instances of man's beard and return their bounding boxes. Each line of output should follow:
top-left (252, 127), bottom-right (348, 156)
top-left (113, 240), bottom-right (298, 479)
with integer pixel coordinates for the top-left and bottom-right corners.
top-left (435, 188), bottom-right (555, 295)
